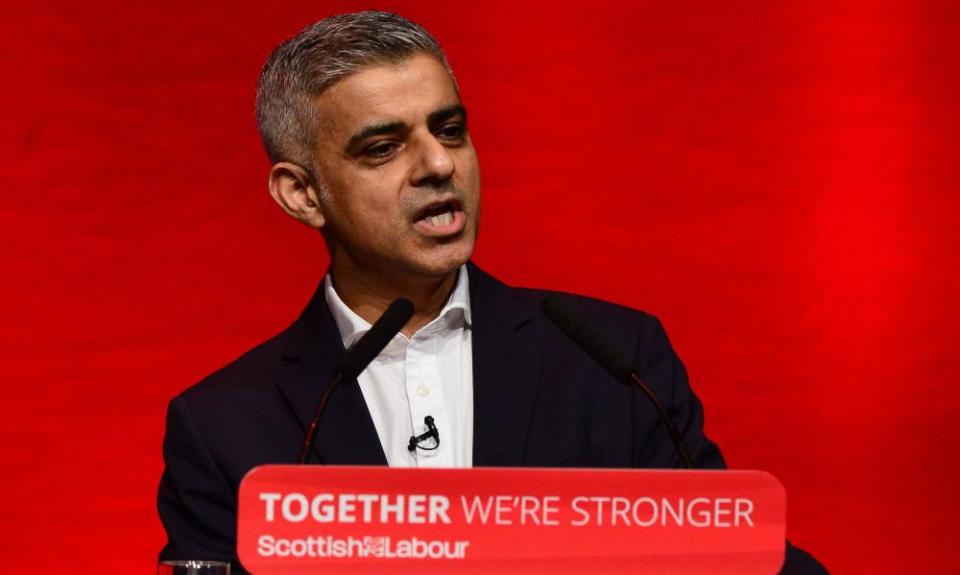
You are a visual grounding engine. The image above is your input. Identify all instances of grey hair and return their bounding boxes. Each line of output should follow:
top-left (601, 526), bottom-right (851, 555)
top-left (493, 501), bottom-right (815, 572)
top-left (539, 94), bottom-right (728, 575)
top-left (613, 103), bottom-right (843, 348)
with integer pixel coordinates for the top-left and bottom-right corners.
top-left (255, 11), bottom-right (455, 174)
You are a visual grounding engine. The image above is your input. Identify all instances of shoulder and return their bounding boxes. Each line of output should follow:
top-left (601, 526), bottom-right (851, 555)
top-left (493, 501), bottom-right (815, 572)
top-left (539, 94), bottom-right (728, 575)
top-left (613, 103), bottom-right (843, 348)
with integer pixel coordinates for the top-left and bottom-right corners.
top-left (173, 328), bottom-right (291, 409)
top-left (162, 324), bottom-right (309, 475)
top-left (515, 286), bottom-right (675, 365)
top-left (468, 263), bottom-right (662, 330)
top-left (472, 267), bottom-right (682, 388)
top-left (469, 266), bottom-right (674, 369)
top-left (467, 263), bottom-right (674, 360)
top-left (511, 286), bottom-right (660, 327)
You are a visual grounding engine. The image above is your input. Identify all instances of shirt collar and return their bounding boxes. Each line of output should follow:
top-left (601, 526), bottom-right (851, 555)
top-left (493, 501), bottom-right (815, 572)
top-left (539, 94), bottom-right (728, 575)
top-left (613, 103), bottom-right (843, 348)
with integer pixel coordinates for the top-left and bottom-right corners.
top-left (324, 265), bottom-right (472, 350)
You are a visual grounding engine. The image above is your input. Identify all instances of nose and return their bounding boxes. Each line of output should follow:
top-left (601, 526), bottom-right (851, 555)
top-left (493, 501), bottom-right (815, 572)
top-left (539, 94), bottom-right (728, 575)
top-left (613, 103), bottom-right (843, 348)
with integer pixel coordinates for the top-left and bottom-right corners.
top-left (410, 132), bottom-right (455, 187)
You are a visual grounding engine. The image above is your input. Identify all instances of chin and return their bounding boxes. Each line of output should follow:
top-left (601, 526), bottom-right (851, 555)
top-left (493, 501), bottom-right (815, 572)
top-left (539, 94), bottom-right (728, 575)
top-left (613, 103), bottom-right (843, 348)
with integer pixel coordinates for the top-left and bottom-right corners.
top-left (411, 244), bottom-right (473, 278)
top-left (415, 258), bottom-right (468, 278)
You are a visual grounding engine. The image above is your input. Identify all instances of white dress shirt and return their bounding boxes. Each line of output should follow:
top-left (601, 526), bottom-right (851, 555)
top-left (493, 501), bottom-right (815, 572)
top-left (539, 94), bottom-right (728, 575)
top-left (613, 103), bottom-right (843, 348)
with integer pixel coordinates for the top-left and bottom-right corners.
top-left (324, 266), bottom-right (473, 468)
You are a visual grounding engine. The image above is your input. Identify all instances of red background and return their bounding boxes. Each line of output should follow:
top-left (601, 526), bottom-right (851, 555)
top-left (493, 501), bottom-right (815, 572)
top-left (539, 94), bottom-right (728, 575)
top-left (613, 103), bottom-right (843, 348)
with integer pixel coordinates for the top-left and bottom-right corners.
top-left (2, 1), bottom-right (958, 572)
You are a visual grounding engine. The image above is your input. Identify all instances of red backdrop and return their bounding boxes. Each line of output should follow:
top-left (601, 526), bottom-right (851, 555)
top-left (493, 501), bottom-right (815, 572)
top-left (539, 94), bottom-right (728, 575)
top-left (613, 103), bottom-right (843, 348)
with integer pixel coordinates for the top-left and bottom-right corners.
top-left (2, 1), bottom-right (958, 572)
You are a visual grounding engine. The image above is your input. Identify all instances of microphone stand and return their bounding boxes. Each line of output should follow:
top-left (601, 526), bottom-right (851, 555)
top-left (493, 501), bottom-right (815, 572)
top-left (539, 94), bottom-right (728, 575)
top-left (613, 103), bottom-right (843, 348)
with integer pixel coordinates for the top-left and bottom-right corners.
top-left (297, 372), bottom-right (345, 464)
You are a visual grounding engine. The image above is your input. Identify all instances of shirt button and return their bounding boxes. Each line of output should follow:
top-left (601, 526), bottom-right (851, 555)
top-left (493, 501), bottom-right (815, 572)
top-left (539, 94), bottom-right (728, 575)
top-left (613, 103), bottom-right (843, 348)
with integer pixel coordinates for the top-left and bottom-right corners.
top-left (416, 385), bottom-right (430, 397)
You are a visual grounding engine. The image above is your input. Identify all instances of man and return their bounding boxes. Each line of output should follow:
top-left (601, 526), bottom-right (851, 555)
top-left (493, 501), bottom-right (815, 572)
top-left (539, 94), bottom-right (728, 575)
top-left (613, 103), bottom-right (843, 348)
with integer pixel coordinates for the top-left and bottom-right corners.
top-left (158, 11), bottom-right (824, 573)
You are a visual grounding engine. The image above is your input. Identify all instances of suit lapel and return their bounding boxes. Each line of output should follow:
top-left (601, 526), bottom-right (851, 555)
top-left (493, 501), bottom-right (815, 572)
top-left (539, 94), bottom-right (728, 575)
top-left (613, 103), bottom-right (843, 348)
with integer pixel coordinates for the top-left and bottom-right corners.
top-left (468, 264), bottom-right (544, 467)
top-left (274, 265), bottom-right (543, 468)
top-left (275, 281), bottom-right (387, 465)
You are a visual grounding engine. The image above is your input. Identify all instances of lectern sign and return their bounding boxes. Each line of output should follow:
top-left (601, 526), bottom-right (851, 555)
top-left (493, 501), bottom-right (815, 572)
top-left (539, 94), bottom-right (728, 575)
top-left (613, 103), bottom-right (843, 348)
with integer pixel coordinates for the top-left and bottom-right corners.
top-left (238, 466), bottom-right (786, 574)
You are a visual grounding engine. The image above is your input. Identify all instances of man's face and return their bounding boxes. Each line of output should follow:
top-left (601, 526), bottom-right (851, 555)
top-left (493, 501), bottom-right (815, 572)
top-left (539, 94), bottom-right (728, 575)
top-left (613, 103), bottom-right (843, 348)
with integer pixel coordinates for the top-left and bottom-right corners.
top-left (310, 53), bottom-right (481, 280)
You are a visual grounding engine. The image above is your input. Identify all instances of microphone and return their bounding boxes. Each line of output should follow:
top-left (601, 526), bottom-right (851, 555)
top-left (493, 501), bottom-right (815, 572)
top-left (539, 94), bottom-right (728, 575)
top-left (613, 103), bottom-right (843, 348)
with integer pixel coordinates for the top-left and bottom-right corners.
top-left (337, 298), bottom-right (416, 382)
top-left (408, 415), bottom-right (440, 452)
top-left (541, 295), bottom-right (694, 469)
top-left (298, 298), bottom-right (415, 464)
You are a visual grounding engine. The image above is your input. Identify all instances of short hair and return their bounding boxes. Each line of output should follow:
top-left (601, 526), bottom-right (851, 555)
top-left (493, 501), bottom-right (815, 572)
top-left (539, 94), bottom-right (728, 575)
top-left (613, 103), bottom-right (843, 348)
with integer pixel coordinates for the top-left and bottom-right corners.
top-left (256, 11), bottom-right (454, 173)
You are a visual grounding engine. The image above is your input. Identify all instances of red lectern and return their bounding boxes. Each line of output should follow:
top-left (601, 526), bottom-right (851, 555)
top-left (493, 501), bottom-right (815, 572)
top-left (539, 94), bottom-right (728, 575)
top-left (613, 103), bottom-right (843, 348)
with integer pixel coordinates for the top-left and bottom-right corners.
top-left (237, 466), bottom-right (786, 574)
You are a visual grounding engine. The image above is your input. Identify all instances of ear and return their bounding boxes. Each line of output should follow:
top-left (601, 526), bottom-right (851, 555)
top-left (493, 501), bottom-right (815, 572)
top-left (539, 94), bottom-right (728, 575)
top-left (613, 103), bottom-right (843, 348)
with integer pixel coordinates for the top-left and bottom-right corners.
top-left (268, 162), bottom-right (326, 228)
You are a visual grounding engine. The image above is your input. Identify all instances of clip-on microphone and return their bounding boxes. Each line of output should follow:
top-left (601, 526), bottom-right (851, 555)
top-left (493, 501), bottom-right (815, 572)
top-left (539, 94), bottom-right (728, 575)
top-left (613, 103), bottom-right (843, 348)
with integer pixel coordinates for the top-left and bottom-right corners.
top-left (408, 415), bottom-right (440, 452)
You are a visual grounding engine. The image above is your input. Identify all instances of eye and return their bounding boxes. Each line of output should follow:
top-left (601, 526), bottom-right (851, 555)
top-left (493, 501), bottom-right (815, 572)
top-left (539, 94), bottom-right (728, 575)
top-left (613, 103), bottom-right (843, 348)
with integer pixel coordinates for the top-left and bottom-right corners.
top-left (363, 141), bottom-right (399, 158)
top-left (436, 123), bottom-right (466, 143)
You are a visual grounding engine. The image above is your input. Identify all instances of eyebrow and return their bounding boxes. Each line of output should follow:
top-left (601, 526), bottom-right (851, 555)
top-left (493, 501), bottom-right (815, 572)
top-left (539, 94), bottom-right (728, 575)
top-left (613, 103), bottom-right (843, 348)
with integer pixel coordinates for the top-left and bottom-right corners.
top-left (427, 104), bottom-right (467, 128)
top-left (344, 104), bottom-right (468, 152)
top-left (345, 121), bottom-right (406, 152)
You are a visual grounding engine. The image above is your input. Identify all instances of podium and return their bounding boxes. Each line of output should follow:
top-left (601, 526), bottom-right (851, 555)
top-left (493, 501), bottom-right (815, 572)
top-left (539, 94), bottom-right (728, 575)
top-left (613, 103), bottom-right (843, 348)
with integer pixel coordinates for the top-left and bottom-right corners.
top-left (236, 465), bottom-right (786, 574)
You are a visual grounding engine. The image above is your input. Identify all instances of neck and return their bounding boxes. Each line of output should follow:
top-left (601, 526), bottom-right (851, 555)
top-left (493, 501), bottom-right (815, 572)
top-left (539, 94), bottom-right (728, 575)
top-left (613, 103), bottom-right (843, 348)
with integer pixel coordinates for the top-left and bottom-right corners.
top-left (330, 261), bottom-right (461, 337)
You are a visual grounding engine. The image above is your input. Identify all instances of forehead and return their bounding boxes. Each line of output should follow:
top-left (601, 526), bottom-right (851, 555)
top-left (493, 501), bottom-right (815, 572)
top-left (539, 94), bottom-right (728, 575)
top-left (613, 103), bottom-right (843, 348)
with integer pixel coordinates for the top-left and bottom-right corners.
top-left (314, 54), bottom-right (461, 140)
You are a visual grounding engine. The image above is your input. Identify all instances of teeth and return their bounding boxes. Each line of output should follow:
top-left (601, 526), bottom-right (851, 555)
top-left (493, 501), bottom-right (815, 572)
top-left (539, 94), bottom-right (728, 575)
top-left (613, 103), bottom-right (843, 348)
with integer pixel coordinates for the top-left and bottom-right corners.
top-left (428, 211), bottom-right (454, 227)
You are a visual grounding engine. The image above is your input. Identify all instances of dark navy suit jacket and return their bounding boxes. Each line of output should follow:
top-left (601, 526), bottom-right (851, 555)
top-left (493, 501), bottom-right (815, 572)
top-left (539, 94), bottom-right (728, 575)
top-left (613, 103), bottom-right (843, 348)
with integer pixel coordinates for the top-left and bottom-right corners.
top-left (158, 263), bottom-right (825, 573)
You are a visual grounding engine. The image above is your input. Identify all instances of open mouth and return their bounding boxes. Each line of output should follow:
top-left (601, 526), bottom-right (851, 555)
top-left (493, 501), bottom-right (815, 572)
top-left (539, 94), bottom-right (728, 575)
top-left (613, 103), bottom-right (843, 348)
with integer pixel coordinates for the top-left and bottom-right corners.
top-left (413, 199), bottom-right (466, 236)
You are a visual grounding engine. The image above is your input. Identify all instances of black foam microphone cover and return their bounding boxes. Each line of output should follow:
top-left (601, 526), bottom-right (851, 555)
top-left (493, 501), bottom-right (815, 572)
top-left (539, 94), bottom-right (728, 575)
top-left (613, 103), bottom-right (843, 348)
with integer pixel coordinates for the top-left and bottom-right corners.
top-left (337, 298), bottom-right (414, 381)
top-left (541, 295), bottom-right (635, 382)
